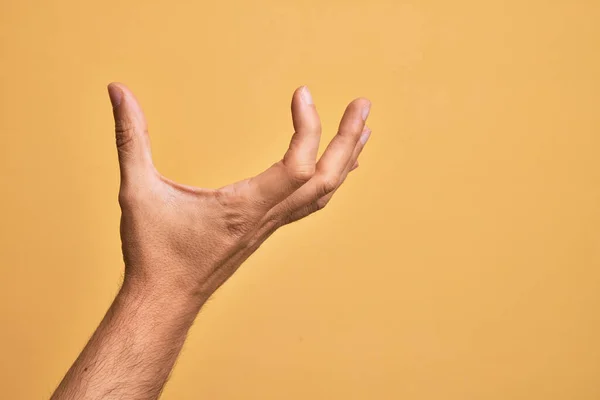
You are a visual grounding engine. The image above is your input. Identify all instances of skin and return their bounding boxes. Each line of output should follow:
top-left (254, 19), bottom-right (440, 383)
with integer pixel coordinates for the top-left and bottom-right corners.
top-left (51, 83), bottom-right (372, 399)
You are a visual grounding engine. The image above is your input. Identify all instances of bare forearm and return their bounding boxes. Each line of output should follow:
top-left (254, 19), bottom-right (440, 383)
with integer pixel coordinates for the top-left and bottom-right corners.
top-left (51, 280), bottom-right (202, 400)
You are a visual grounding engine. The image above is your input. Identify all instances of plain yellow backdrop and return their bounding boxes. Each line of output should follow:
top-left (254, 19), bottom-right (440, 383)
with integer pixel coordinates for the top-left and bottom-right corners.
top-left (1, 0), bottom-right (600, 399)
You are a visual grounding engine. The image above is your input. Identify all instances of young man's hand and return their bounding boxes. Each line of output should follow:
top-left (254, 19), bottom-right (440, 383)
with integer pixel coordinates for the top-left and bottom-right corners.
top-left (110, 83), bottom-right (372, 302)
top-left (51, 83), bottom-right (372, 400)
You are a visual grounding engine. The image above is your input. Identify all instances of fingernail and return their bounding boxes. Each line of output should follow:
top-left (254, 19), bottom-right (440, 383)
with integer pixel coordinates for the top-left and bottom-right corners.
top-left (107, 84), bottom-right (123, 108)
top-left (301, 86), bottom-right (313, 105)
top-left (362, 103), bottom-right (371, 121)
top-left (360, 127), bottom-right (371, 145)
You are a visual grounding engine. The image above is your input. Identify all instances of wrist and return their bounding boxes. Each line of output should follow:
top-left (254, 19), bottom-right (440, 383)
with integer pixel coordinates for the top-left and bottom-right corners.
top-left (119, 273), bottom-right (205, 318)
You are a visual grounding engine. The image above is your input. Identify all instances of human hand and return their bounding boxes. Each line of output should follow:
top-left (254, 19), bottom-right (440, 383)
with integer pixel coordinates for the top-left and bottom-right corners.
top-left (108, 83), bottom-right (372, 303)
top-left (51, 86), bottom-right (372, 399)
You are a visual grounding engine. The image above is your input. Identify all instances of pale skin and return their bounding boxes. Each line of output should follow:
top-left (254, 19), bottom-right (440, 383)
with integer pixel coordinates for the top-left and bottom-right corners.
top-left (51, 83), bottom-right (372, 399)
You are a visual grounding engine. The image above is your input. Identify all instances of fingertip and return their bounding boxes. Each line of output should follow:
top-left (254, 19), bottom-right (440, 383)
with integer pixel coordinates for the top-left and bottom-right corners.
top-left (300, 86), bottom-right (313, 105)
top-left (348, 97), bottom-right (371, 107)
top-left (351, 97), bottom-right (371, 121)
top-left (292, 85), bottom-right (305, 98)
top-left (360, 127), bottom-right (372, 145)
top-left (291, 85), bottom-right (321, 135)
top-left (107, 82), bottom-right (139, 108)
top-left (107, 83), bottom-right (123, 109)
top-left (108, 82), bottom-right (129, 91)
top-left (292, 85), bottom-right (314, 107)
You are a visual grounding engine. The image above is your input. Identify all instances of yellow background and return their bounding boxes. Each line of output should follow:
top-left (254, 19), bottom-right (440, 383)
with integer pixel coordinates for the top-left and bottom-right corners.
top-left (1, 0), bottom-right (600, 399)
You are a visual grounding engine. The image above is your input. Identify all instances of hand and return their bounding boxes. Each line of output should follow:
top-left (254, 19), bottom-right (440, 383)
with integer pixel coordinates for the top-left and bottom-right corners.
top-left (108, 83), bottom-right (372, 302)
top-left (51, 84), bottom-right (372, 399)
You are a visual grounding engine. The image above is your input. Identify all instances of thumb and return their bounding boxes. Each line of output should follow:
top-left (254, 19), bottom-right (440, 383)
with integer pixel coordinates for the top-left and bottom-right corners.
top-left (107, 82), bottom-right (154, 185)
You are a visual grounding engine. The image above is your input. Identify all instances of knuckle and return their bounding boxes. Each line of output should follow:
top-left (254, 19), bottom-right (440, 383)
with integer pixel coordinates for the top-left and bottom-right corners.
top-left (115, 123), bottom-right (136, 149)
top-left (318, 173), bottom-right (340, 195)
top-left (115, 123), bottom-right (147, 149)
top-left (280, 159), bottom-right (315, 185)
top-left (224, 218), bottom-right (253, 239)
top-left (266, 211), bottom-right (286, 232)
top-left (316, 197), bottom-right (330, 211)
top-left (221, 207), bottom-right (256, 240)
top-left (287, 164), bottom-right (315, 184)
top-left (303, 202), bottom-right (323, 217)
top-left (214, 187), bottom-right (259, 239)
top-left (214, 186), bottom-right (235, 207)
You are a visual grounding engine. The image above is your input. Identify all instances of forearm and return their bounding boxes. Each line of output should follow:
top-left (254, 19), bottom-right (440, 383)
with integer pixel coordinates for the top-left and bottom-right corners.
top-left (51, 279), bottom-right (202, 400)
